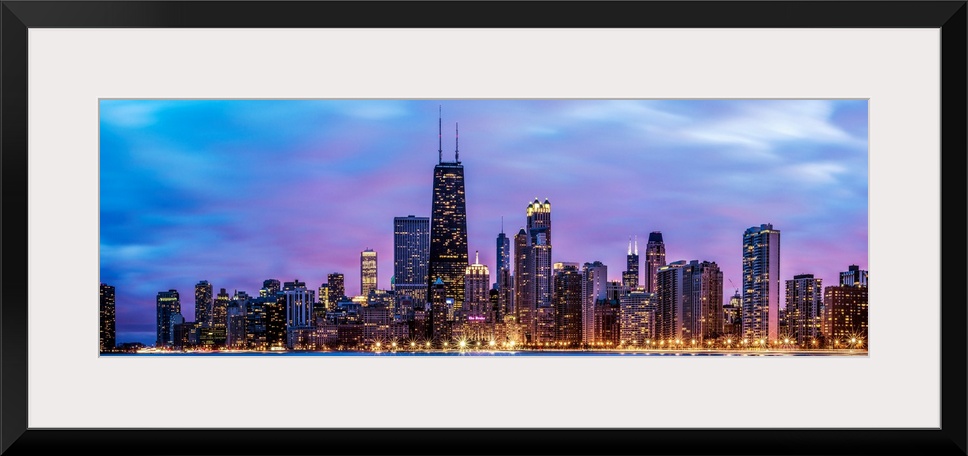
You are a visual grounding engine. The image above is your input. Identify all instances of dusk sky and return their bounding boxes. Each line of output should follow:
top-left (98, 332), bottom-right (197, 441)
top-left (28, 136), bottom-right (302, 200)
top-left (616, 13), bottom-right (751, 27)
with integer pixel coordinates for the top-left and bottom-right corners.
top-left (100, 99), bottom-right (868, 345)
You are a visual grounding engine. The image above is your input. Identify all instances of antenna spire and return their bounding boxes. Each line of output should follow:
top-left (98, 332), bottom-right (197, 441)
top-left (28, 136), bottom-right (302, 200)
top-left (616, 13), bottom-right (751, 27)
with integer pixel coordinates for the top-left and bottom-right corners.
top-left (628, 236), bottom-right (633, 255)
top-left (438, 106), bottom-right (442, 164)
top-left (455, 122), bottom-right (460, 163)
top-left (501, 216), bottom-right (504, 233)
top-left (475, 250), bottom-right (479, 265)
top-left (634, 235), bottom-right (639, 255)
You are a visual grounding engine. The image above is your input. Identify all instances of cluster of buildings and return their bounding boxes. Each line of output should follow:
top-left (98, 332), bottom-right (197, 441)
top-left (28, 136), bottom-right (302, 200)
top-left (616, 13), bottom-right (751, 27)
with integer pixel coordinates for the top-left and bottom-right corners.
top-left (99, 117), bottom-right (868, 353)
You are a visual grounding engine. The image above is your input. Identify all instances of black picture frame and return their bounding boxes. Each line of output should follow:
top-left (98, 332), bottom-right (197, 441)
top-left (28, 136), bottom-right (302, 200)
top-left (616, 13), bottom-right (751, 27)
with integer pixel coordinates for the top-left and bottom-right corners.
top-left (2, 1), bottom-right (965, 455)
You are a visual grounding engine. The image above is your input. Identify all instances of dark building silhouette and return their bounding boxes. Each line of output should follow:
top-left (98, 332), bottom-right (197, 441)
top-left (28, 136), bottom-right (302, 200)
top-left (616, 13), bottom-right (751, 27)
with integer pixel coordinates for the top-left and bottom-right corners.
top-left (194, 280), bottom-right (213, 327)
top-left (100, 283), bottom-right (116, 352)
top-left (326, 273), bottom-right (345, 308)
top-left (428, 114), bottom-right (469, 305)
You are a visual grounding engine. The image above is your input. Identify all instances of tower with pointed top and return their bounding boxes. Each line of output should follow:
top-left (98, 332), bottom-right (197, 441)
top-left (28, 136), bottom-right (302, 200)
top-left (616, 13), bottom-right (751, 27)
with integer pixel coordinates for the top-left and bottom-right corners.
top-left (464, 251), bottom-right (491, 318)
top-left (496, 222), bottom-right (513, 319)
top-left (428, 110), bottom-right (469, 306)
top-left (622, 236), bottom-right (640, 290)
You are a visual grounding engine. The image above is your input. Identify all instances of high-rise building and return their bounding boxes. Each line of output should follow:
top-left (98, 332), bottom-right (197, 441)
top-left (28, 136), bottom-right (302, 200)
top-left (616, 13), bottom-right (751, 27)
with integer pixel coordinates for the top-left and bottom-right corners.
top-left (623, 236), bottom-right (640, 289)
top-left (464, 251), bottom-right (490, 317)
top-left (327, 273), bottom-right (345, 308)
top-left (656, 261), bottom-right (687, 341)
top-left (513, 228), bottom-right (534, 342)
top-left (742, 224), bottom-right (781, 341)
top-left (317, 283), bottom-right (330, 314)
top-left (496, 226), bottom-right (513, 318)
top-left (361, 249), bottom-right (378, 297)
top-left (554, 264), bottom-right (583, 346)
top-left (645, 231), bottom-right (666, 294)
top-left (156, 289), bottom-right (180, 347)
top-left (99, 283), bottom-right (116, 352)
top-left (393, 215), bottom-right (430, 303)
top-left (428, 116), bottom-right (469, 305)
top-left (527, 199), bottom-right (553, 309)
top-left (194, 280), bottom-right (213, 327)
top-left (213, 288), bottom-right (230, 330)
top-left (785, 274), bottom-right (823, 345)
top-left (724, 291), bottom-right (742, 337)
top-left (226, 299), bottom-right (247, 349)
top-left (684, 260), bottom-right (724, 341)
top-left (581, 261), bottom-right (608, 345)
top-left (620, 290), bottom-right (656, 345)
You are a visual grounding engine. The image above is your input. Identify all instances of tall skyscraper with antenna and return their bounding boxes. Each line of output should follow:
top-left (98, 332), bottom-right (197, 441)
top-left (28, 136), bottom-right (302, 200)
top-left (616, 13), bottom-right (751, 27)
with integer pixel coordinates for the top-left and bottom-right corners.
top-left (428, 109), bottom-right (469, 305)
top-left (623, 236), bottom-right (639, 290)
top-left (496, 219), bottom-right (513, 318)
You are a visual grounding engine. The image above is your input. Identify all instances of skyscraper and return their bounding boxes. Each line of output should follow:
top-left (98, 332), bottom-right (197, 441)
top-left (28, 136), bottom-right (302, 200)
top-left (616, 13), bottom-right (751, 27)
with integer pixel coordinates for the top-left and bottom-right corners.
top-left (327, 273), bottom-right (345, 308)
top-left (742, 224), bottom-right (781, 341)
top-left (622, 236), bottom-right (639, 290)
top-left (495, 227), bottom-right (513, 319)
top-left (99, 283), bottom-right (116, 352)
top-left (464, 251), bottom-right (491, 317)
top-left (393, 215), bottom-right (430, 302)
top-left (513, 228), bottom-right (534, 341)
top-left (581, 261), bottom-right (607, 345)
top-left (213, 288), bottom-right (230, 330)
top-left (156, 289), bottom-right (180, 347)
top-left (428, 115), bottom-right (469, 305)
top-left (361, 248), bottom-right (378, 297)
top-left (656, 260), bottom-right (687, 341)
top-left (785, 274), bottom-right (823, 345)
top-left (284, 279), bottom-right (315, 348)
top-left (554, 263), bottom-right (583, 346)
top-left (684, 260), bottom-right (724, 341)
top-left (430, 277), bottom-right (449, 343)
top-left (527, 199), bottom-right (553, 309)
top-left (194, 280), bottom-right (213, 326)
top-left (645, 231), bottom-right (666, 294)
top-left (619, 289), bottom-right (656, 345)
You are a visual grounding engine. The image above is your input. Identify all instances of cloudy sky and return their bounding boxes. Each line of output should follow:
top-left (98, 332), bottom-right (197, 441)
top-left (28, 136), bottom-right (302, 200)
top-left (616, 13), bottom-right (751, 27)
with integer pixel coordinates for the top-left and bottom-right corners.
top-left (100, 99), bottom-right (868, 345)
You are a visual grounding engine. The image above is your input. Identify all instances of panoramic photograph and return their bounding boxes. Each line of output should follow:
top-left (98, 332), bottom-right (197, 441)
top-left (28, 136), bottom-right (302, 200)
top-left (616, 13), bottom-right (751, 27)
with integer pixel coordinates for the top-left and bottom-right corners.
top-left (99, 99), bottom-right (869, 356)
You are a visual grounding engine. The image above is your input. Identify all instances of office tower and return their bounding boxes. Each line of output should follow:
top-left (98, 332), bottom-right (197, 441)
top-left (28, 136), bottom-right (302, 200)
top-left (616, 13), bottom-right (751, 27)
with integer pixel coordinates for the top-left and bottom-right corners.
top-left (645, 231), bottom-right (666, 294)
top-left (266, 293), bottom-right (287, 349)
top-left (99, 283), bottom-right (116, 352)
top-left (785, 274), bottom-right (823, 345)
top-left (623, 236), bottom-right (640, 289)
top-left (430, 277), bottom-right (449, 343)
top-left (156, 289), bottom-right (180, 347)
top-left (656, 261), bottom-right (687, 341)
top-left (361, 249), bottom-right (378, 297)
top-left (554, 264), bottom-right (583, 346)
top-left (317, 283), bottom-right (330, 315)
top-left (527, 199), bottom-right (553, 308)
top-left (327, 273), bottom-right (345, 308)
top-left (496, 226), bottom-right (513, 318)
top-left (428, 115), bottom-right (469, 305)
top-left (606, 281), bottom-right (629, 301)
top-left (169, 312), bottom-right (185, 348)
top-left (581, 261), bottom-right (608, 345)
top-left (194, 280), bottom-right (213, 327)
top-left (394, 215), bottom-right (430, 302)
top-left (840, 265), bottom-right (868, 287)
top-left (245, 297), bottom-right (269, 349)
top-left (684, 260), bottom-right (724, 341)
top-left (464, 251), bottom-right (490, 317)
top-left (742, 224), bottom-right (781, 342)
top-left (213, 288), bottom-right (230, 330)
top-left (513, 228), bottom-right (534, 342)
top-left (594, 300), bottom-right (621, 345)
top-left (823, 265), bottom-right (869, 346)
top-left (620, 290), bottom-right (656, 345)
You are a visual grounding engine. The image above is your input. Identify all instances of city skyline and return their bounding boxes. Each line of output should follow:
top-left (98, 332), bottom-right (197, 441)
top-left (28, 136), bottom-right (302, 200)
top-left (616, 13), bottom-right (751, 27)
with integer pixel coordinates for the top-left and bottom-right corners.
top-left (100, 99), bottom-right (868, 345)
